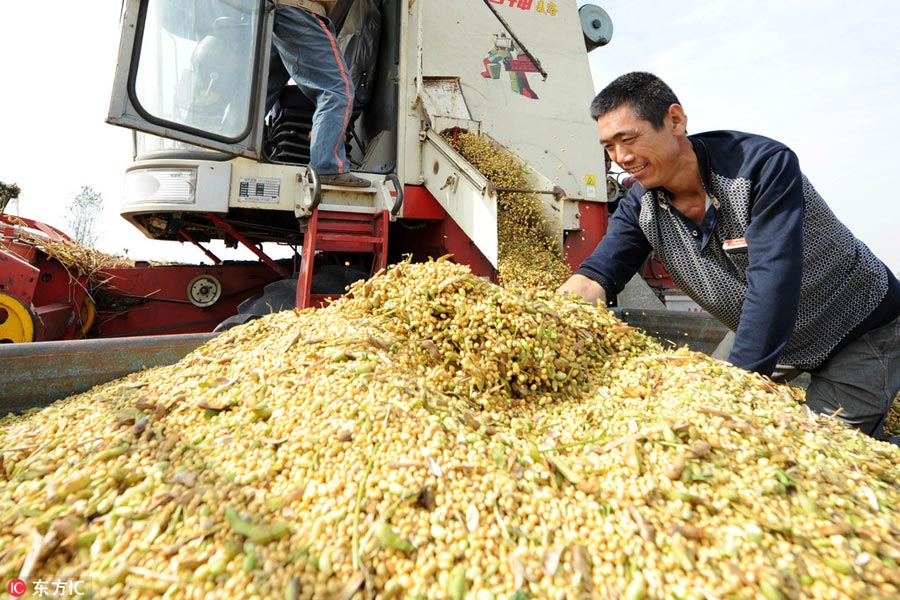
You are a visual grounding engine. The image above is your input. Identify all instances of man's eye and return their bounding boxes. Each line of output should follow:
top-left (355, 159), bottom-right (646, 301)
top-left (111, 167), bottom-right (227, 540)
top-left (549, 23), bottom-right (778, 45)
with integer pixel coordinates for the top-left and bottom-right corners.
top-left (622, 137), bottom-right (634, 144)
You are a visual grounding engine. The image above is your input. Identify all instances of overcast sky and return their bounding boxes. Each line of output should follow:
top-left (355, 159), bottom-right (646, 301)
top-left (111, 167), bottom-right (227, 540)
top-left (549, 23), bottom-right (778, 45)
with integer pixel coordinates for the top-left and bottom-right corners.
top-left (1, 1), bottom-right (898, 272)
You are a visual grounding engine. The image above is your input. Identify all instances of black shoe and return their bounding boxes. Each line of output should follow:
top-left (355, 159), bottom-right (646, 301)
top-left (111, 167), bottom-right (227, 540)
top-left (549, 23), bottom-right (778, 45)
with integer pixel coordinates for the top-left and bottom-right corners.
top-left (319, 172), bottom-right (370, 188)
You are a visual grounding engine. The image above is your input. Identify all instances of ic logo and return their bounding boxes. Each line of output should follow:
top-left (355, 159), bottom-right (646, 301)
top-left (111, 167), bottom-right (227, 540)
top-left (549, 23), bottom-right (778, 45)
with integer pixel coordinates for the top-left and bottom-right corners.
top-left (8, 578), bottom-right (27, 597)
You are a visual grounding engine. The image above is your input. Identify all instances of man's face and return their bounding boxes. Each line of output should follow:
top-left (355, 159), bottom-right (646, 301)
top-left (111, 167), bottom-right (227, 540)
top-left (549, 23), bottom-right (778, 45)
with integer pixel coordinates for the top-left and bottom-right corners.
top-left (598, 104), bottom-right (682, 190)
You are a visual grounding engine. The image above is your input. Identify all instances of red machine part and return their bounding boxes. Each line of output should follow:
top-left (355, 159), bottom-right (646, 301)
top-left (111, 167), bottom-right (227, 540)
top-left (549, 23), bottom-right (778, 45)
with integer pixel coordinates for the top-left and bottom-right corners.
top-left (1, 213), bottom-right (286, 341)
top-left (0, 214), bottom-right (90, 342)
top-left (563, 200), bottom-right (608, 271)
top-left (296, 209), bottom-right (390, 309)
top-left (392, 186), bottom-right (496, 279)
top-left (90, 262), bottom-right (286, 337)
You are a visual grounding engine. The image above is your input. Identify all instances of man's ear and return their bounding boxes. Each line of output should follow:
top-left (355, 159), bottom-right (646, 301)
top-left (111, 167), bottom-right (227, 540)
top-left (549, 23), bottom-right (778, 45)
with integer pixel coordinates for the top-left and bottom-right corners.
top-left (667, 103), bottom-right (688, 135)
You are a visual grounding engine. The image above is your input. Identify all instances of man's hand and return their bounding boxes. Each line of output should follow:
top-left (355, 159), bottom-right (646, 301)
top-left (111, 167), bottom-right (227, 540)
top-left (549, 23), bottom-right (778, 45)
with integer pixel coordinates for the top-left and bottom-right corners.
top-left (557, 274), bottom-right (607, 306)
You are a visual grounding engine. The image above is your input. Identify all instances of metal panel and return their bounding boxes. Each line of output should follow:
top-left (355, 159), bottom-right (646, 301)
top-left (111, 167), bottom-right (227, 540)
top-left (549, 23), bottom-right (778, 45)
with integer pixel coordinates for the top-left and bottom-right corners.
top-left (420, 129), bottom-right (498, 267)
top-left (404, 0), bottom-right (606, 202)
top-left (0, 333), bottom-right (216, 414)
top-left (614, 308), bottom-right (731, 356)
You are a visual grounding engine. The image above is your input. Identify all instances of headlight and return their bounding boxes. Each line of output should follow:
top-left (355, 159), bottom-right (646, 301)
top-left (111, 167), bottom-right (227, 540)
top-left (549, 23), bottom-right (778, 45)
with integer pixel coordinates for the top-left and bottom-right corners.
top-left (124, 168), bottom-right (197, 205)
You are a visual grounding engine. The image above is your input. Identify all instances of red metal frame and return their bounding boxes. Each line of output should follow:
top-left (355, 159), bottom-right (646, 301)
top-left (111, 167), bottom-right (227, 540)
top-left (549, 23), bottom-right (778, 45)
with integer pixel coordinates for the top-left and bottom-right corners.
top-left (178, 228), bottom-right (223, 265)
top-left (393, 186), bottom-right (496, 279)
top-left (92, 262), bottom-right (285, 337)
top-left (206, 213), bottom-right (291, 278)
top-left (296, 209), bottom-right (390, 309)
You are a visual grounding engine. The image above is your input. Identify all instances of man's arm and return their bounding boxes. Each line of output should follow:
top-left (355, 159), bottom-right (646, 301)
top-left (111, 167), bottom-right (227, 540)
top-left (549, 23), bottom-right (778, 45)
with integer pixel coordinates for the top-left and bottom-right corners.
top-left (727, 149), bottom-right (805, 375)
top-left (557, 190), bottom-right (652, 304)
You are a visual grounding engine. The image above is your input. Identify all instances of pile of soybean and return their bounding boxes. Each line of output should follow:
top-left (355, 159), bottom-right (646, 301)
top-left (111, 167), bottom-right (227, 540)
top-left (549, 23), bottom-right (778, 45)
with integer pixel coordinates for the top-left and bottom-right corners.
top-left (2, 260), bottom-right (899, 600)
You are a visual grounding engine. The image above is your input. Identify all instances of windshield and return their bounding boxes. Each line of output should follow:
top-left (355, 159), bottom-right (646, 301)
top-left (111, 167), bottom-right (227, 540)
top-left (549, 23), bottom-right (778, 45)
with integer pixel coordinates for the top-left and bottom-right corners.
top-left (132, 0), bottom-right (263, 141)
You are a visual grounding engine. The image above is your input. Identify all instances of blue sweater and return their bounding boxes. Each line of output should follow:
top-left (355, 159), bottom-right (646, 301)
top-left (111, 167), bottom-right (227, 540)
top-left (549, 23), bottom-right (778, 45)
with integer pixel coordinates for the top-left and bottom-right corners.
top-left (579, 130), bottom-right (900, 374)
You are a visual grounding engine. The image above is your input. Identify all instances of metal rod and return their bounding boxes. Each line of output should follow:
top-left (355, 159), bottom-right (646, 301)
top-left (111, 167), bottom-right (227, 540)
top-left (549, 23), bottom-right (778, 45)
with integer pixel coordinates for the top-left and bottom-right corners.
top-left (492, 187), bottom-right (559, 196)
top-left (179, 228), bottom-right (222, 264)
top-left (207, 213), bottom-right (291, 278)
top-left (480, 0), bottom-right (548, 80)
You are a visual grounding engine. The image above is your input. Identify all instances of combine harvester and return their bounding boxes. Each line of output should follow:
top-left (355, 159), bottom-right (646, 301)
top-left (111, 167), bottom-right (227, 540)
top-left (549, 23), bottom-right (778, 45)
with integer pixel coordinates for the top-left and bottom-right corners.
top-left (0, 0), bottom-right (724, 407)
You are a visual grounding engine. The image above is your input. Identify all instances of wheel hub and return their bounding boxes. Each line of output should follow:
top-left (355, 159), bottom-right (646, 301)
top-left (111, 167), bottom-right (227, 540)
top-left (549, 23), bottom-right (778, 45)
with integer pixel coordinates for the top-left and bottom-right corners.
top-left (0, 293), bottom-right (36, 343)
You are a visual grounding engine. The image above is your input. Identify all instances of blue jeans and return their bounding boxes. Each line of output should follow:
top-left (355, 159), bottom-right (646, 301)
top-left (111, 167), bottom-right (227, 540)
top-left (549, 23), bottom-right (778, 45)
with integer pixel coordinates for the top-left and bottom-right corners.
top-left (805, 314), bottom-right (900, 441)
top-left (267, 6), bottom-right (354, 175)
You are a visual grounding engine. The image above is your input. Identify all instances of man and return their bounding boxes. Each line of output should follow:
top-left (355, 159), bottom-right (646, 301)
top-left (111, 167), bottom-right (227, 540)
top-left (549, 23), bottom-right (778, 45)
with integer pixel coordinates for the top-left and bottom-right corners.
top-left (559, 72), bottom-right (900, 444)
top-left (267, 0), bottom-right (369, 187)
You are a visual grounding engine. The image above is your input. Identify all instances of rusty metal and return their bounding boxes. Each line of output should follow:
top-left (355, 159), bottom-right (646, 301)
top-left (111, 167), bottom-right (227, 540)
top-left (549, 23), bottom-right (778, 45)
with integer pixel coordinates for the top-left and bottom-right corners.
top-left (0, 333), bottom-right (216, 414)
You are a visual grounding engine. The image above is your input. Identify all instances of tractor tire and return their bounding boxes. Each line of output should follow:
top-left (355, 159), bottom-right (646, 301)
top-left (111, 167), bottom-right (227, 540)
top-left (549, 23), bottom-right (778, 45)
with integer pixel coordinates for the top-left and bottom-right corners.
top-left (213, 278), bottom-right (298, 332)
top-left (213, 265), bottom-right (368, 332)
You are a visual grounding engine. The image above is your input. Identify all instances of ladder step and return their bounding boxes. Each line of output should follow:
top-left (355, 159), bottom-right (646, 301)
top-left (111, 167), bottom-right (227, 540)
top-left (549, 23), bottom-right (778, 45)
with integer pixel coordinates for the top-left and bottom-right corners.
top-left (316, 234), bottom-right (383, 245)
top-left (296, 209), bottom-right (389, 310)
top-left (315, 223), bottom-right (378, 235)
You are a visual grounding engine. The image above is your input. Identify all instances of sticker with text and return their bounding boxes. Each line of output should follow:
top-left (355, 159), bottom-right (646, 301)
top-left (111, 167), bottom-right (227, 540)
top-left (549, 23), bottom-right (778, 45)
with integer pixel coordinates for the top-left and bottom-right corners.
top-left (488, 0), bottom-right (558, 16)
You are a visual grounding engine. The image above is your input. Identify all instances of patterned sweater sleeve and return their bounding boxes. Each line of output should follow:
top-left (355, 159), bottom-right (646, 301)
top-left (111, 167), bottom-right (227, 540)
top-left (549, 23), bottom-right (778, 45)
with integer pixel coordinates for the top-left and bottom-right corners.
top-left (726, 148), bottom-right (805, 374)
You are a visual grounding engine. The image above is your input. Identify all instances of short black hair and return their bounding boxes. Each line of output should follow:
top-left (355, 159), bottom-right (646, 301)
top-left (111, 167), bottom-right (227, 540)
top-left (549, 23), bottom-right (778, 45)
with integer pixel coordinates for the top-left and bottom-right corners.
top-left (589, 72), bottom-right (680, 130)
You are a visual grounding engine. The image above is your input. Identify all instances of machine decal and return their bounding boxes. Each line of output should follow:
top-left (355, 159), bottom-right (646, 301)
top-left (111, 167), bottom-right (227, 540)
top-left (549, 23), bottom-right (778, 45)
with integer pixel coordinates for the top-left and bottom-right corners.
top-left (487, 0), bottom-right (558, 15)
top-left (238, 177), bottom-right (281, 204)
top-left (481, 33), bottom-right (540, 99)
top-left (584, 173), bottom-right (598, 199)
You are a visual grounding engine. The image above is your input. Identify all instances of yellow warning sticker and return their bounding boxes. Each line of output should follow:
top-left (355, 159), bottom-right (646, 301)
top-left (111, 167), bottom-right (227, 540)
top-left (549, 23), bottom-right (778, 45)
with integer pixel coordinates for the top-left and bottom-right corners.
top-left (584, 174), bottom-right (597, 187)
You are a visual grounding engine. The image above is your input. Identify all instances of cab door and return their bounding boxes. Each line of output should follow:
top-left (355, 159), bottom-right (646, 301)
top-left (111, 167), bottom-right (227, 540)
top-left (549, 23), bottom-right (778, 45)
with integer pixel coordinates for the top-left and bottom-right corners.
top-left (107, 0), bottom-right (272, 159)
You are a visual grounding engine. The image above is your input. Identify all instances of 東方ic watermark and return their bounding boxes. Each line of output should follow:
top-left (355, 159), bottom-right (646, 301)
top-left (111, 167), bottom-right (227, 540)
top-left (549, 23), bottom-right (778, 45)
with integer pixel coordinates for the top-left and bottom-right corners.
top-left (7, 578), bottom-right (86, 597)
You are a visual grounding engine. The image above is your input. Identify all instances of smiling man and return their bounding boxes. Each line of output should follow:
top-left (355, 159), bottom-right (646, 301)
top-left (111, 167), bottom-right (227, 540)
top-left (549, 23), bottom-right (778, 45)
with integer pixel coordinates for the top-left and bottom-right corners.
top-left (559, 71), bottom-right (900, 444)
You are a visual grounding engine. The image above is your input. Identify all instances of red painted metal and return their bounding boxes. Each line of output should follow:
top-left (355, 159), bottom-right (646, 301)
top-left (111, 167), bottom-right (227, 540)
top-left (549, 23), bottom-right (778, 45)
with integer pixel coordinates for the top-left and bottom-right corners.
top-left (398, 185), bottom-right (447, 220)
top-left (206, 213), bottom-right (290, 278)
top-left (92, 262), bottom-right (285, 337)
top-left (0, 243), bottom-right (40, 306)
top-left (562, 200), bottom-right (608, 272)
top-left (297, 209), bottom-right (390, 309)
top-left (390, 186), bottom-right (496, 279)
top-left (179, 228), bottom-right (222, 264)
top-left (643, 254), bottom-right (676, 291)
top-left (1, 213), bottom-right (72, 242)
top-left (1, 214), bottom-right (88, 341)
